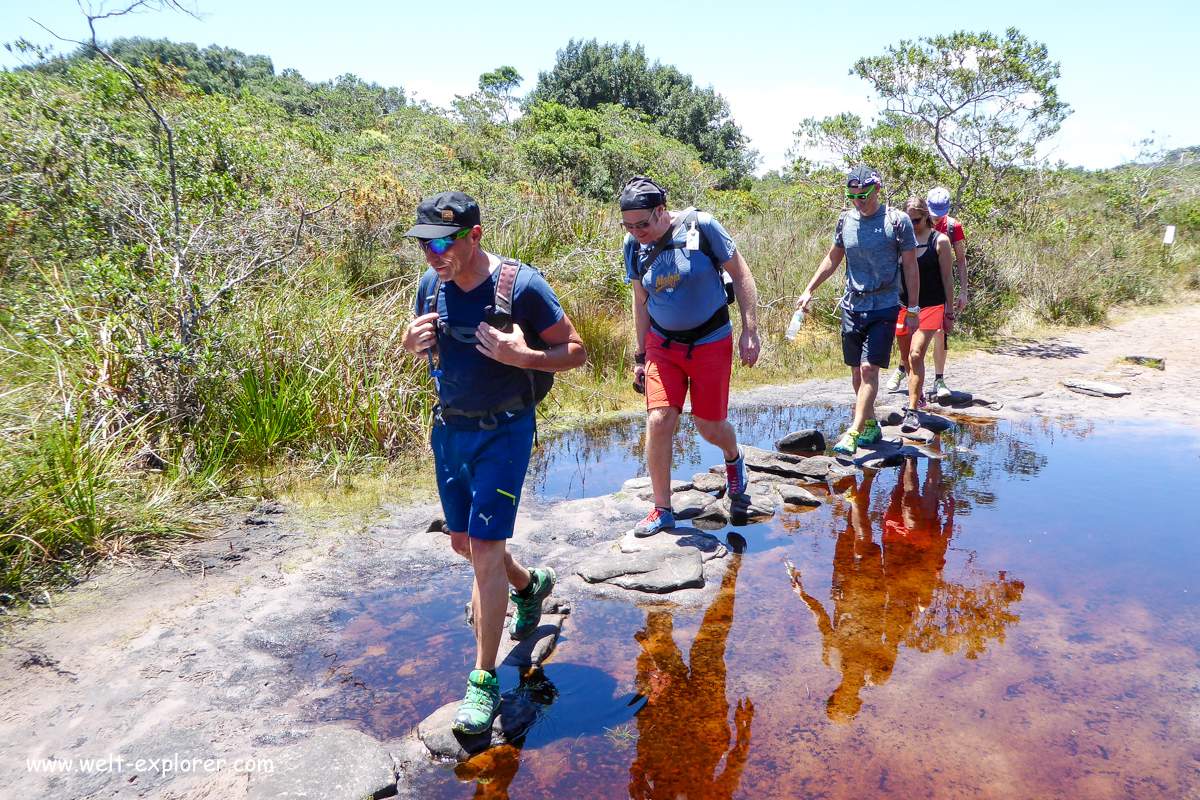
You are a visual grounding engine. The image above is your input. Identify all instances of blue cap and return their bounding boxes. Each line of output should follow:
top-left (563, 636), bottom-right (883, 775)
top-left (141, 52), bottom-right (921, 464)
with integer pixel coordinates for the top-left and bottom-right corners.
top-left (847, 166), bottom-right (881, 187)
top-left (927, 187), bottom-right (952, 216)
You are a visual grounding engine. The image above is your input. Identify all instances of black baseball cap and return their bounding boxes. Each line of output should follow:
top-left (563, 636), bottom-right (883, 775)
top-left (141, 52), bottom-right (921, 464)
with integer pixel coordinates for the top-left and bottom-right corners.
top-left (403, 191), bottom-right (481, 238)
top-left (619, 177), bottom-right (666, 211)
top-left (846, 165), bottom-right (882, 188)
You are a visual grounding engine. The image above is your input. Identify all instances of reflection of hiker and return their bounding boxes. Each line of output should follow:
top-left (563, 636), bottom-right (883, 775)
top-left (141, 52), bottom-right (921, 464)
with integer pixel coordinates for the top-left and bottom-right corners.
top-left (788, 462), bottom-right (952, 722)
top-left (796, 166), bottom-right (919, 456)
top-left (401, 191), bottom-right (587, 734)
top-left (629, 556), bottom-right (753, 800)
top-left (890, 196), bottom-right (955, 434)
top-left (620, 177), bottom-right (760, 536)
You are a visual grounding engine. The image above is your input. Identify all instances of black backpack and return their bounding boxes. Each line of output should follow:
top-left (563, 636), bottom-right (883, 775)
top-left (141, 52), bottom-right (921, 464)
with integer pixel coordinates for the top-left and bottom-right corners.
top-left (422, 257), bottom-right (554, 420)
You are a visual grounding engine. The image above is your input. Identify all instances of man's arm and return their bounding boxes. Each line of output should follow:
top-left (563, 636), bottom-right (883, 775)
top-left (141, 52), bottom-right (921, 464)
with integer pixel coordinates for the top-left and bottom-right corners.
top-left (722, 250), bottom-right (760, 367)
top-left (630, 280), bottom-right (651, 387)
top-left (797, 245), bottom-right (845, 312)
top-left (475, 315), bottom-right (586, 372)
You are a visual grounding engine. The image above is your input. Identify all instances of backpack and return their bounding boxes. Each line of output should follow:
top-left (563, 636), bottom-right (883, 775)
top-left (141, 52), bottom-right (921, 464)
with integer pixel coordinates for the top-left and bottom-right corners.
top-left (623, 207), bottom-right (736, 306)
top-left (835, 205), bottom-right (910, 300)
top-left (422, 258), bottom-right (554, 419)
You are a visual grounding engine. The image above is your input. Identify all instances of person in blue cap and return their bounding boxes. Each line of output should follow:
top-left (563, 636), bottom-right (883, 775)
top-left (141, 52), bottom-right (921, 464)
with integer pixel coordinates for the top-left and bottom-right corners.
top-left (401, 191), bottom-right (587, 735)
top-left (795, 166), bottom-right (920, 456)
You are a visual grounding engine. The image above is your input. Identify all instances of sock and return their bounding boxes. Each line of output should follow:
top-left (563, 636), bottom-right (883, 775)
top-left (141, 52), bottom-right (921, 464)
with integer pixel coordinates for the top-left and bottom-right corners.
top-left (655, 505), bottom-right (671, 513)
top-left (725, 454), bottom-right (740, 464)
top-left (935, 373), bottom-right (944, 380)
top-left (898, 366), bottom-right (907, 373)
top-left (514, 575), bottom-right (536, 598)
top-left (486, 669), bottom-right (497, 680)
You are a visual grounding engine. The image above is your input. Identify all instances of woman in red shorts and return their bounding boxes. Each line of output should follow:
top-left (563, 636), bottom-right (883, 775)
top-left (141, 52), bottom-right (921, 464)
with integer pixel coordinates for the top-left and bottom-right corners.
top-left (894, 197), bottom-right (955, 433)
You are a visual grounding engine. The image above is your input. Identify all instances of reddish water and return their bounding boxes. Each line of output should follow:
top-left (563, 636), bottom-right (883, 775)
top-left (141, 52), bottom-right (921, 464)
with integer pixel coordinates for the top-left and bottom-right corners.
top-left (299, 413), bottom-right (1200, 799)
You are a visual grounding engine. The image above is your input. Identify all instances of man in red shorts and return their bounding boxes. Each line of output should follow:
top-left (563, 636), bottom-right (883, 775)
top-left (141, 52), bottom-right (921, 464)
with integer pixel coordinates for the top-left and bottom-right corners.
top-left (620, 177), bottom-right (760, 536)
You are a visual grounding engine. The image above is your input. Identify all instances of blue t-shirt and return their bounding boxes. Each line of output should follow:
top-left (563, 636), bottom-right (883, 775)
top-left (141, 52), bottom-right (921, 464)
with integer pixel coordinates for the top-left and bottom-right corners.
top-left (415, 260), bottom-right (564, 413)
top-left (833, 205), bottom-right (917, 312)
top-left (623, 211), bottom-right (737, 346)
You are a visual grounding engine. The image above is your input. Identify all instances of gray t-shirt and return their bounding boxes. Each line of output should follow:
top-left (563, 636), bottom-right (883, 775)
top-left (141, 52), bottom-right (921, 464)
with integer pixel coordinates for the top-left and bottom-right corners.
top-left (833, 205), bottom-right (917, 312)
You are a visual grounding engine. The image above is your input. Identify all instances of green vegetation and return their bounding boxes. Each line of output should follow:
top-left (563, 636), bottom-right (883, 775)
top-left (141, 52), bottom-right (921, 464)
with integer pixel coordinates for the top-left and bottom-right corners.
top-left (1, 25), bottom-right (1198, 600)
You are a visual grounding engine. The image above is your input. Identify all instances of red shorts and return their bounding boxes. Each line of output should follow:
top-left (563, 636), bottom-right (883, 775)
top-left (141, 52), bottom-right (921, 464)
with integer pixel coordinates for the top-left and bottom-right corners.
top-left (645, 331), bottom-right (732, 421)
top-left (895, 304), bottom-right (946, 336)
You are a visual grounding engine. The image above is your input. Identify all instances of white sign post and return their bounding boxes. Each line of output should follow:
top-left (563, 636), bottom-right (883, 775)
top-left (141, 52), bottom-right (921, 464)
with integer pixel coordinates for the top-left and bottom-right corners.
top-left (1163, 225), bottom-right (1176, 246)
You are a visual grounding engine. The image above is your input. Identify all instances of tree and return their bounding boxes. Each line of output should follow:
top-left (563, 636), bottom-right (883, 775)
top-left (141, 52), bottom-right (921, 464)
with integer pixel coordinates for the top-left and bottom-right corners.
top-left (795, 29), bottom-right (1070, 216)
top-left (528, 39), bottom-right (756, 187)
top-left (1105, 138), bottom-right (1197, 230)
top-left (478, 65), bottom-right (521, 122)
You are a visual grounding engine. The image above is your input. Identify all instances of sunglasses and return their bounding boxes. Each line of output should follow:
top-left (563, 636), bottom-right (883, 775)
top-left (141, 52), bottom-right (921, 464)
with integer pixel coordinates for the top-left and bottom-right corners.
top-left (418, 228), bottom-right (471, 255)
top-left (909, 215), bottom-right (925, 225)
top-left (845, 185), bottom-right (876, 200)
top-left (620, 209), bottom-right (658, 232)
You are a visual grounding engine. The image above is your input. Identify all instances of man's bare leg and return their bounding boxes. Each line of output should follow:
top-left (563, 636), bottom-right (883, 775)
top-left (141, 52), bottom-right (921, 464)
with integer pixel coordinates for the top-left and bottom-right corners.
top-left (646, 406), bottom-right (681, 508)
top-left (850, 364), bottom-right (880, 432)
top-left (468, 537), bottom-right (520, 672)
top-left (693, 416), bottom-right (740, 462)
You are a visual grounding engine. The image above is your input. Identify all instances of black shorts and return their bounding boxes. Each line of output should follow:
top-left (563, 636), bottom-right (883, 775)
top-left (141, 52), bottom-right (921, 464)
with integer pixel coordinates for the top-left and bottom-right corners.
top-left (841, 306), bottom-right (899, 368)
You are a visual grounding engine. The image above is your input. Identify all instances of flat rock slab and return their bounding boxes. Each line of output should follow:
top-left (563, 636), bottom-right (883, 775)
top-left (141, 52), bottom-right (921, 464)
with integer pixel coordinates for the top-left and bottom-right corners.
top-left (776, 484), bottom-right (823, 506)
top-left (621, 476), bottom-right (653, 493)
top-left (742, 446), bottom-right (839, 480)
top-left (418, 693), bottom-right (545, 762)
top-left (499, 613), bottom-right (568, 668)
top-left (878, 406), bottom-right (954, 434)
top-left (671, 489), bottom-right (720, 519)
top-left (775, 429), bottom-right (826, 454)
top-left (247, 726), bottom-right (395, 800)
top-left (616, 529), bottom-right (727, 561)
top-left (691, 472), bottom-right (727, 494)
top-left (576, 548), bottom-right (704, 593)
top-left (1062, 378), bottom-right (1130, 397)
top-left (881, 425), bottom-right (935, 444)
top-left (635, 480), bottom-right (693, 500)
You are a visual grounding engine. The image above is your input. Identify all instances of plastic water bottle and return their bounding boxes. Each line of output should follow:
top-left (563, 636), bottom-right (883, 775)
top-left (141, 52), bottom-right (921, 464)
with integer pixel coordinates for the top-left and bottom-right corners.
top-left (785, 308), bottom-right (805, 340)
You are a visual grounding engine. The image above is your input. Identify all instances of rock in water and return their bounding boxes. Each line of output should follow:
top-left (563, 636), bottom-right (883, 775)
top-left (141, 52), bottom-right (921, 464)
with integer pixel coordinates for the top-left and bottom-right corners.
top-left (775, 429), bottom-right (826, 454)
top-left (576, 548), bottom-right (704, 594)
top-left (690, 472), bottom-right (727, 494)
top-left (672, 489), bottom-right (720, 519)
top-left (777, 484), bottom-right (822, 507)
top-left (1061, 379), bottom-right (1130, 397)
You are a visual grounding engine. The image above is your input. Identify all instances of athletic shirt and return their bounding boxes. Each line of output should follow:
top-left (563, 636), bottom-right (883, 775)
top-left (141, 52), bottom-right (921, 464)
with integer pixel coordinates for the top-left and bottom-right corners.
top-left (414, 261), bottom-right (563, 414)
top-left (899, 229), bottom-right (947, 309)
top-left (623, 211), bottom-right (738, 346)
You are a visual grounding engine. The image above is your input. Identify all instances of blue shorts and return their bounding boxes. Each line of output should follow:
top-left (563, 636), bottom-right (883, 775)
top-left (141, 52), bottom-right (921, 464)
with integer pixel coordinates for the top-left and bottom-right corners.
top-left (431, 410), bottom-right (535, 541)
top-left (841, 306), bottom-right (899, 368)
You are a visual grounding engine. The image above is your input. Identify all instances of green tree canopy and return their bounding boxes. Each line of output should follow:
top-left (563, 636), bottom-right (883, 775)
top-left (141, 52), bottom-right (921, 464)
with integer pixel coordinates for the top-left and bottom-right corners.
top-left (795, 29), bottom-right (1069, 217)
top-left (527, 39), bottom-right (756, 188)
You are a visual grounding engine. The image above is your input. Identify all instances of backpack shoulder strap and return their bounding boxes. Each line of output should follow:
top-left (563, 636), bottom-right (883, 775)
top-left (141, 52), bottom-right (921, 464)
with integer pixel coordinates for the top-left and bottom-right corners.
top-left (886, 206), bottom-right (907, 250)
top-left (835, 211), bottom-right (847, 243)
top-left (682, 208), bottom-right (719, 268)
top-left (623, 233), bottom-right (640, 278)
top-left (946, 217), bottom-right (957, 241)
top-left (422, 272), bottom-right (442, 316)
top-left (493, 257), bottom-right (521, 317)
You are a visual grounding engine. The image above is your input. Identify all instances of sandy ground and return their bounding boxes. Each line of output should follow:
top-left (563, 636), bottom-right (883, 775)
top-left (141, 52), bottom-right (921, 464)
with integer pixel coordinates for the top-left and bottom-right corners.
top-left (2, 302), bottom-right (1198, 800)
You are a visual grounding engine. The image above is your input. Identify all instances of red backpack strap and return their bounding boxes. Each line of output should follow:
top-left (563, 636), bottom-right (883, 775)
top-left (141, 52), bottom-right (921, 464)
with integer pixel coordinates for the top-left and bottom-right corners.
top-left (494, 257), bottom-right (521, 316)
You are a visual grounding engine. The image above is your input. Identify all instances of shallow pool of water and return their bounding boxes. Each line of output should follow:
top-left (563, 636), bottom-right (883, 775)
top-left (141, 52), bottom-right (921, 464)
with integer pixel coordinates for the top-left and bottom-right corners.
top-left (299, 411), bottom-right (1200, 799)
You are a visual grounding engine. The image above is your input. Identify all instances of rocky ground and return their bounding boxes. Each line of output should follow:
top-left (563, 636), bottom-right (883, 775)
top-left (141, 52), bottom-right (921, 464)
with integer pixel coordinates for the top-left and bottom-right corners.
top-left (3, 302), bottom-right (1198, 800)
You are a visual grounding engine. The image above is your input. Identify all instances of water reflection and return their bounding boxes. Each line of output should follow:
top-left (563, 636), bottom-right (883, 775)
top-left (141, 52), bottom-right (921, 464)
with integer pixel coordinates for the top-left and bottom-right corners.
top-left (629, 555), bottom-right (752, 800)
top-left (786, 458), bottom-right (1024, 722)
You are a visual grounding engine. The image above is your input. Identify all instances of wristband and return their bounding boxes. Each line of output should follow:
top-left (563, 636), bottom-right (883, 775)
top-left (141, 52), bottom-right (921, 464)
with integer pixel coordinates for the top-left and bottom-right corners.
top-left (634, 352), bottom-right (646, 365)
top-left (906, 306), bottom-right (919, 314)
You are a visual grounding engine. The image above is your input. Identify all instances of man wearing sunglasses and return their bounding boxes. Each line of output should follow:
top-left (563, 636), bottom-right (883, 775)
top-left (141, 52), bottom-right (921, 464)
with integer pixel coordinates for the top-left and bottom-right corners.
top-left (401, 191), bottom-right (587, 736)
top-left (796, 166), bottom-right (920, 456)
top-left (620, 176), bottom-right (760, 536)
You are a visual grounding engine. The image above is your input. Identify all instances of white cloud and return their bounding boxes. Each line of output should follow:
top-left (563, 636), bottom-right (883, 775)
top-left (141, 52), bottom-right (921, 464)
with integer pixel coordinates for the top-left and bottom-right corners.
top-left (1043, 113), bottom-right (1152, 169)
top-left (405, 78), bottom-right (475, 111)
top-left (723, 82), bottom-right (875, 175)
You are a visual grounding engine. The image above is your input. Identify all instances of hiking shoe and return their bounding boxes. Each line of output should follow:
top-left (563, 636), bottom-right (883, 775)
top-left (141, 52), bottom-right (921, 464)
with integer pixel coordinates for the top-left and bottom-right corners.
top-left (886, 367), bottom-right (907, 392)
top-left (934, 378), bottom-right (951, 401)
top-left (452, 669), bottom-right (500, 735)
top-left (725, 445), bottom-right (749, 497)
top-left (633, 507), bottom-right (675, 537)
top-left (916, 394), bottom-right (927, 409)
top-left (900, 408), bottom-right (921, 434)
top-left (509, 567), bottom-right (556, 641)
top-left (833, 429), bottom-right (860, 455)
top-left (858, 419), bottom-right (882, 446)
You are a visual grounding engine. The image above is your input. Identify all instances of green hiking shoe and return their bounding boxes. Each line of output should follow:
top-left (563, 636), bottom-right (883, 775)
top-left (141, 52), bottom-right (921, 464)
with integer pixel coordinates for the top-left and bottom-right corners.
top-left (452, 669), bottom-right (500, 735)
top-left (934, 377), bottom-right (952, 401)
top-left (833, 429), bottom-right (860, 455)
top-left (858, 419), bottom-right (882, 446)
top-left (509, 567), bottom-right (556, 641)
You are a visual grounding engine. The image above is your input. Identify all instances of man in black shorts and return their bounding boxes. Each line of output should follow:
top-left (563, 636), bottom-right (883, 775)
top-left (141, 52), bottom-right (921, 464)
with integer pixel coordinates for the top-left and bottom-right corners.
top-left (796, 166), bottom-right (919, 455)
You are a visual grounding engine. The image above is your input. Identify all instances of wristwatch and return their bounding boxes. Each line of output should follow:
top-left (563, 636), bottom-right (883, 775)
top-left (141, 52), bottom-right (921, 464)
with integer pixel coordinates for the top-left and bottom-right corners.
top-left (634, 352), bottom-right (646, 365)
top-left (906, 305), bottom-right (919, 315)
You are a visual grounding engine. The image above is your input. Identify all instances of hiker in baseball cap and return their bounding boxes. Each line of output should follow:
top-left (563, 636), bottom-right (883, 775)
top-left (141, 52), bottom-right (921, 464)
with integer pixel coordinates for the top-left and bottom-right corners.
top-left (404, 191), bottom-right (482, 239)
top-left (619, 177), bottom-right (667, 211)
top-left (926, 187), bottom-right (952, 218)
top-left (846, 166), bottom-right (882, 188)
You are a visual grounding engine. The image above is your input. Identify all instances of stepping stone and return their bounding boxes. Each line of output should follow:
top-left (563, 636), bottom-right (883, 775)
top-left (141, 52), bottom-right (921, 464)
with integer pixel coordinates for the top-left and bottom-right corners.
top-left (615, 529), bottom-right (727, 561)
top-left (249, 727), bottom-right (396, 800)
top-left (1123, 355), bottom-right (1164, 370)
top-left (1062, 379), bottom-right (1130, 397)
top-left (418, 691), bottom-right (547, 762)
top-left (775, 429), bottom-right (826, 454)
top-left (691, 472), bottom-right (727, 494)
top-left (741, 446), bottom-right (839, 480)
top-left (621, 476), bottom-right (653, 493)
top-left (777, 484), bottom-right (822, 507)
top-left (576, 548), bottom-right (704, 593)
top-left (881, 425), bottom-right (935, 444)
top-left (672, 489), bottom-right (718, 520)
top-left (636, 480), bottom-right (692, 500)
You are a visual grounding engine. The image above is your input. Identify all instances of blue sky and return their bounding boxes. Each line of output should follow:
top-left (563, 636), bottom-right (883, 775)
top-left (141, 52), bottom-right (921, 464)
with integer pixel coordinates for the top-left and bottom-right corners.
top-left (2, 0), bottom-right (1195, 173)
